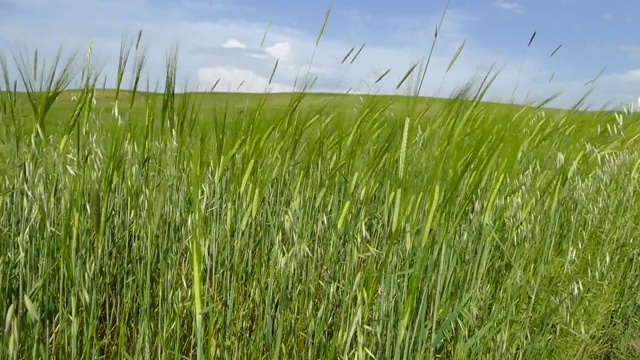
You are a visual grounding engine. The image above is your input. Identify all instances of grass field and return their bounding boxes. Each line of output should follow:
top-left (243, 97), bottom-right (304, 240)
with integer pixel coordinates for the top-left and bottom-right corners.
top-left (1, 34), bottom-right (640, 359)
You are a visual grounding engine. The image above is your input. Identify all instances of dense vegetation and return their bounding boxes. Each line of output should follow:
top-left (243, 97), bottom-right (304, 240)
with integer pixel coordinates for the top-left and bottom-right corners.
top-left (1, 33), bottom-right (640, 359)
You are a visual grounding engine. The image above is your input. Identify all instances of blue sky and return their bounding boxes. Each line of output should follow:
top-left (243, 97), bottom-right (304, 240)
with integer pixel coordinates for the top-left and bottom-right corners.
top-left (1, 0), bottom-right (639, 109)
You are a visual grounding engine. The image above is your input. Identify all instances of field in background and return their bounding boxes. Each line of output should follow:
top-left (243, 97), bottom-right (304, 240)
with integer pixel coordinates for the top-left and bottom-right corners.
top-left (2, 33), bottom-right (640, 359)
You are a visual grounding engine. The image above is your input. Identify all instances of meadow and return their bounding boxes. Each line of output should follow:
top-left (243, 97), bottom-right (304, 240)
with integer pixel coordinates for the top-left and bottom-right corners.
top-left (1, 32), bottom-right (640, 359)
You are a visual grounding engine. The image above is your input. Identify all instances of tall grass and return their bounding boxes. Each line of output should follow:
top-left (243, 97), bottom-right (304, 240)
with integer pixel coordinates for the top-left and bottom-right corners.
top-left (1, 26), bottom-right (640, 360)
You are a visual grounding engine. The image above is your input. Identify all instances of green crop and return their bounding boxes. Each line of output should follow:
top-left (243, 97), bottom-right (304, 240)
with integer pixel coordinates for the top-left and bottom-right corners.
top-left (1, 19), bottom-right (640, 360)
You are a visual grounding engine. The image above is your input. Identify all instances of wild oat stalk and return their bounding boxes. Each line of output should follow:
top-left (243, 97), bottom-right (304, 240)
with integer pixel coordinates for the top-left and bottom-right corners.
top-left (1, 18), bottom-right (640, 360)
top-left (13, 47), bottom-right (78, 141)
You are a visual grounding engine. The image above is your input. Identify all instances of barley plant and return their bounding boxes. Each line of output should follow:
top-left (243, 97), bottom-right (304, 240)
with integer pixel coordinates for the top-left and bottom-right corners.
top-left (1, 29), bottom-right (640, 360)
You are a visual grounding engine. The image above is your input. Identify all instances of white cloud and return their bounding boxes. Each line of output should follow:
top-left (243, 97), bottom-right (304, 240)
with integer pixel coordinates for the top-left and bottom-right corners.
top-left (197, 66), bottom-right (292, 92)
top-left (222, 38), bottom-right (246, 49)
top-left (493, 1), bottom-right (524, 14)
top-left (525, 69), bottom-right (640, 110)
top-left (619, 45), bottom-right (640, 60)
top-left (248, 53), bottom-right (270, 59)
top-left (603, 69), bottom-right (640, 83)
top-left (265, 41), bottom-right (292, 60)
top-left (589, 70), bottom-right (640, 108)
top-left (0, 0), bottom-right (636, 109)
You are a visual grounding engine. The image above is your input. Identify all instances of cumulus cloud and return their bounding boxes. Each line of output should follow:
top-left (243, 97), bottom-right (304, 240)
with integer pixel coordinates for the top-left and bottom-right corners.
top-left (493, 1), bottom-right (524, 14)
top-left (197, 66), bottom-right (292, 92)
top-left (0, 0), bottom-right (637, 109)
top-left (619, 45), bottom-right (640, 60)
top-left (265, 41), bottom-right (292, 60)
top-left (248, 53), bottom-right (271, 60)
top-left (616, 69), bottom-right (640, 81)
top-left (222, 38), bottom-right (246, 49)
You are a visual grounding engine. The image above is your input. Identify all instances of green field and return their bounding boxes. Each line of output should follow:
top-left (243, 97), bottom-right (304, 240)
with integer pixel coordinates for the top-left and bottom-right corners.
top-left (1, 42), bottom-right (640, 359)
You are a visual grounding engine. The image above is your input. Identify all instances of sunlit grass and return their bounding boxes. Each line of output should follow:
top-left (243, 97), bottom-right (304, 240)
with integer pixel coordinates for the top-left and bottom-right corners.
top-left (1, 26), bottom-right (640, 360)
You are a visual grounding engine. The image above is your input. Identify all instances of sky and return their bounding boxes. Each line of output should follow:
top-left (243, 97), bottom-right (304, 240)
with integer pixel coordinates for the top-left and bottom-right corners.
top-left (1, 0), bottom-right (639, 109)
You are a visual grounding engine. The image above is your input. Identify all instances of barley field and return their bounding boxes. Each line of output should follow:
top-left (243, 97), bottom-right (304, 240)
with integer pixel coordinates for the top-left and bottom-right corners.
top-left (1, 34), bottom-right (640, 359)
